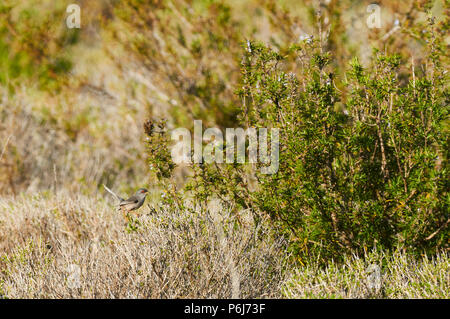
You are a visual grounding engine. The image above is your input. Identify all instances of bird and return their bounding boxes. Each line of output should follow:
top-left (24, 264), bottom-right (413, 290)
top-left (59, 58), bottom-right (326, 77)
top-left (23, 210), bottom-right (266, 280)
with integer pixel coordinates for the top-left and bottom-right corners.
top-left (103, 184), bottom-right (149, 221)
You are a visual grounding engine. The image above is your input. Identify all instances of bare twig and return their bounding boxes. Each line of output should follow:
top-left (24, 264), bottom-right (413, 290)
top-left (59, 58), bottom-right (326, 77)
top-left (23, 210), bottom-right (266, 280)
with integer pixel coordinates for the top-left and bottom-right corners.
top-left (0, 135), bottom-right (12, 162)
top-left (425, 218), bottom-right (450, 241)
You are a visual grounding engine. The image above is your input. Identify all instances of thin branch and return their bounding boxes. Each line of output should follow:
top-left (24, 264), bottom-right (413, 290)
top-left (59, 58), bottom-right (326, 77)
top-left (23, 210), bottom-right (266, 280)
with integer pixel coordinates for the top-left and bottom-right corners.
top-left (425, 218), bottom-right (450, 241)
top-left (0, 135), bottom-right (12, 162)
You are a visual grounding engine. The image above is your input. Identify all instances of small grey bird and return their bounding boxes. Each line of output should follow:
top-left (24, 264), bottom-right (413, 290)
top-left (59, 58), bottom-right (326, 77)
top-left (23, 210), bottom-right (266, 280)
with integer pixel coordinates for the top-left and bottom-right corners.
top-left (103, 184), bottom-right (149, 219)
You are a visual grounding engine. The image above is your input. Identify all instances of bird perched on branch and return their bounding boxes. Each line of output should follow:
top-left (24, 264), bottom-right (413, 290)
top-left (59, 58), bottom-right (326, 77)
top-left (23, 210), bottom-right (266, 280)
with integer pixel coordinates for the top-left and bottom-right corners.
top-left (103, 184), bottom-right (148, 221)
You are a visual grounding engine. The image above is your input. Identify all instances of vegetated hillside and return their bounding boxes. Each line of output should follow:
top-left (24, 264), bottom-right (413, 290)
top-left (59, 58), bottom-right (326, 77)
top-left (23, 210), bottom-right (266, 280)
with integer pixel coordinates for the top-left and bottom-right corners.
top-left (0, 0), bottom-right (448, 298)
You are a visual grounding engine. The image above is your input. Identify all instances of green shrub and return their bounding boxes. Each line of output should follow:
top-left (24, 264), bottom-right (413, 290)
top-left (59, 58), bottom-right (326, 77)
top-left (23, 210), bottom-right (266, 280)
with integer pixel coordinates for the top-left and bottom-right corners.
top-left (154, 14), bottom-right (449, 263)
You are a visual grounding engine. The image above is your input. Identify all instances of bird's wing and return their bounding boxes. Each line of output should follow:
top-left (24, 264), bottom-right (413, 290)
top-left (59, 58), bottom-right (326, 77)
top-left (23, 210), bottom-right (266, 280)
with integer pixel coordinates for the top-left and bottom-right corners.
top-left (119, 195), bottom-right (139, 206)
top-left (119, 195), bottom-right (144, 211)
top-left (103, 184), bottom-right (125, 202)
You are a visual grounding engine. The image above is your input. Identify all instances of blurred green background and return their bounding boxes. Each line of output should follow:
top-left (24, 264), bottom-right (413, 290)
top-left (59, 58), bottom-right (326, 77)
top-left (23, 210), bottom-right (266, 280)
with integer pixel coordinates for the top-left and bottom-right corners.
top-left (0, 0), bottom-right (446, 196)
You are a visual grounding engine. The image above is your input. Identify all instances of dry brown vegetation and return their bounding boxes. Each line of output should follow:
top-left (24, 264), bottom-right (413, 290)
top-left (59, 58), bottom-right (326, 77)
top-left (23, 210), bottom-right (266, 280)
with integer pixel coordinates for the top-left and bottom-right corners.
top-left (0, 193), bottom-right (287, 298)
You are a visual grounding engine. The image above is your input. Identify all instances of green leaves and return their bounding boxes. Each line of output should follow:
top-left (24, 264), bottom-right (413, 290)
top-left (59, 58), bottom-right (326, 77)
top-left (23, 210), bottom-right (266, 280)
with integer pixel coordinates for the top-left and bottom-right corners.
top-left (206, 37), bottom-right (448, 263)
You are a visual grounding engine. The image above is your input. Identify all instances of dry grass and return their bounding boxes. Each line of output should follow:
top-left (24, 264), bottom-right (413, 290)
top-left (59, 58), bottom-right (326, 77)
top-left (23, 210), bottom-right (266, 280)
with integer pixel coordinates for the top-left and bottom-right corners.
top-left (282, 250), bottom-right (449, 299)
top-left (0, 192), bottom-right (288, 298)
top-left (0, 84), bottom-right (148, 196)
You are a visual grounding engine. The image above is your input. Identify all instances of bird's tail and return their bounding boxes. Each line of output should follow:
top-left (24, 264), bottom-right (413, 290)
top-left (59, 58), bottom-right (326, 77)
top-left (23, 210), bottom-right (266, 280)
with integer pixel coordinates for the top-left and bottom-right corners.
top-left (103, 184), bottom-right (125, 202)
